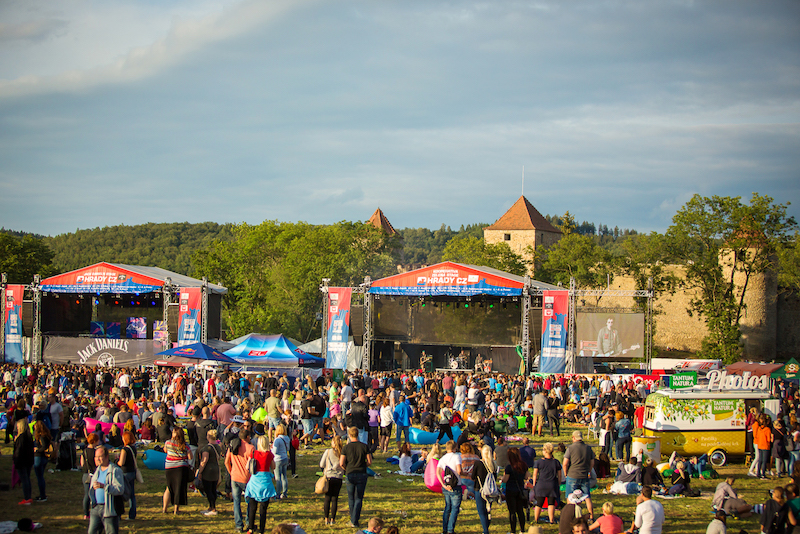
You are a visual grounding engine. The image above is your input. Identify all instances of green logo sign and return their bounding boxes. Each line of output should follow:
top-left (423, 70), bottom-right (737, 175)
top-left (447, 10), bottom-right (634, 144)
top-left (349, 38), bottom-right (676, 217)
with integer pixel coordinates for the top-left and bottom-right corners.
top-left (670, 371), bottom-right (697, 389)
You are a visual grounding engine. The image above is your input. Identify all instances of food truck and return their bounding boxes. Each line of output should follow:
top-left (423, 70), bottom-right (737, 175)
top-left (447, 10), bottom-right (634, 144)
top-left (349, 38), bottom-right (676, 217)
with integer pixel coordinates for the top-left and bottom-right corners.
top-left (643, 369), bottom-right (774, 467)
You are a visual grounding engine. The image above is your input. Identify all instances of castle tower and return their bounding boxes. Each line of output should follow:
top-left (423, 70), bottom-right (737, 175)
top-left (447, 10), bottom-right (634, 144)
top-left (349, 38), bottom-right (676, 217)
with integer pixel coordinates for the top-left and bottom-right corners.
top-left (483, 196), bottom-right (561, 275)
top-left (368, 208), bottom-right (399, 237)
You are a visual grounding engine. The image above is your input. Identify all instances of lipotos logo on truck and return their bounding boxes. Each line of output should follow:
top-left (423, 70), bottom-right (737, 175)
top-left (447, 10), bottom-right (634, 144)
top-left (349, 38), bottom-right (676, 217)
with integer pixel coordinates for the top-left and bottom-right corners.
top-left (705, 369), bottom-right (769, 391)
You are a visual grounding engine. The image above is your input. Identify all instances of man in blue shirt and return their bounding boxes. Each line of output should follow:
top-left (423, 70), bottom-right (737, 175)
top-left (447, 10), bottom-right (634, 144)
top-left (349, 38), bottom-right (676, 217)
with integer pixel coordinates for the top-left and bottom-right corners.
top-left (615, 413), bottom-right (633, 462)
top-left (393, 395), bottom-right (413, 446)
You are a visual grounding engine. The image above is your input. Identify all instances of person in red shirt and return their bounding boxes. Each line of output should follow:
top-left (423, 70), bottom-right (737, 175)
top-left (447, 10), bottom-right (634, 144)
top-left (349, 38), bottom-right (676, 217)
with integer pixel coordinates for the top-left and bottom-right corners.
top-left (245, 429), bottom-right (277, 534)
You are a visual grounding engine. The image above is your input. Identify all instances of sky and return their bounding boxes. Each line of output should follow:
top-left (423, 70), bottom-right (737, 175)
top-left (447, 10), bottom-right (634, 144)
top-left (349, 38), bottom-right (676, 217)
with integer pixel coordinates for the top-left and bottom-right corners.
top-left (1, 0), bottom-right (799, 237)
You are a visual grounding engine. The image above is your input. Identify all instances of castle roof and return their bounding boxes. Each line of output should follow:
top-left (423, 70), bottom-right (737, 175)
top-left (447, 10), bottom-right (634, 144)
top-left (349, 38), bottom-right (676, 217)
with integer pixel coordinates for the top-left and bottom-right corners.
top-left (368, 208), bottom-right (399, 236)
top-left (485, 196), bottom-right (561, 233)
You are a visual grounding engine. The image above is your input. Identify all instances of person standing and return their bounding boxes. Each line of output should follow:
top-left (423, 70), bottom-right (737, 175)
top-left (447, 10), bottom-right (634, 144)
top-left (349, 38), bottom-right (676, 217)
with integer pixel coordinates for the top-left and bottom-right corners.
top-left (245, 434), bottom-right (277, 534)
top-left (265, 389), bottom-right (282, 442)
top-left (563, 430), bottom-right (595, 521)
top-left (226, 428), bottom-right (254, 532)
top-left (500, 447), bottom-right (529, 534)
top-left (271, 424), bottom-right (291, 500)
top-left (615, 413), bottom-right (633, 463)
top-left (532, 442), bottom-right (562, 525)
top-left (339, 426), bottom-right (372, 529)
top-left (320, 435), bottom-right (346, 525)
top-left (436, 441), bottom-right (462, 534)
top-left (116, 432), bottom-right (138, 520)
top-left (13, 418), bottom-right (34, 505)
top-left (196, 429), bottom-right (222, 517)
top-left (532, 390), bottom-right (547, 437)
top-left (596, 318), bottom-right (623, 356)
top-left (472, 445), bottom-right (495, 534)
top-left (163, 427), bottom-right (192, 515)
top-left (626, 486), bottom-right (665, 534)
top-left (392, 394), bottom-right (413, 446)
top-left (32, 420), bottom-right (51, 502)
top-left (88, 447), bottom-right (125, 534)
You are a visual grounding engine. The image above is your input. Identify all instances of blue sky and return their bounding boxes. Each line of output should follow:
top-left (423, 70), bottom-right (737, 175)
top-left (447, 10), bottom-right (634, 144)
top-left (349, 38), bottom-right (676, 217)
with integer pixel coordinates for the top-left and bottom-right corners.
top-left (1, 0), bottom-right (798, 236)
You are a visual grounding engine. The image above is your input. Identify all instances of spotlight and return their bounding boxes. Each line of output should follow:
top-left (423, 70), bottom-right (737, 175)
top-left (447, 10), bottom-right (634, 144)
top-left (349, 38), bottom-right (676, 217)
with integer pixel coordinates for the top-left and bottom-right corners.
top-left (151, 301), bottom-right (157, 306)
top-left (94, 299), bottom-right (100, 305)
top-left (489, 303), bottom-right (494, 309)
top-left (75, 300), bottom-right (80, 305)
top-left (114, 300), bottom-right (119, 305)
top-left (464, 303), bottom-right (469, 308)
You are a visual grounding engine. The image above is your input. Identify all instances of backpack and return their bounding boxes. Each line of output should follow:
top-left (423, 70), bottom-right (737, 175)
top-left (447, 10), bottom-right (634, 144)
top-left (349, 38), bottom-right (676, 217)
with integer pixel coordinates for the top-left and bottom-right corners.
top-left (480, 466), bottom-right (501, 502)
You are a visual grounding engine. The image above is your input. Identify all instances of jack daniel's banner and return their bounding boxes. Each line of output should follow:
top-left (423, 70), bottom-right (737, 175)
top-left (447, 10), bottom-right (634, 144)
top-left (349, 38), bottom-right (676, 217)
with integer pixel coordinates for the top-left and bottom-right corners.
top-left (43, 336), bottom-right (156, 367)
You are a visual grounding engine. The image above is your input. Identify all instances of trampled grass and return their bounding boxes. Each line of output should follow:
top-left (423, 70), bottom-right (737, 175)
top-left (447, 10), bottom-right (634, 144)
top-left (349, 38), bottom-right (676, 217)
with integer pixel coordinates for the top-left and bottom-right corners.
top-left (0, 424), bottom-right (780, 533)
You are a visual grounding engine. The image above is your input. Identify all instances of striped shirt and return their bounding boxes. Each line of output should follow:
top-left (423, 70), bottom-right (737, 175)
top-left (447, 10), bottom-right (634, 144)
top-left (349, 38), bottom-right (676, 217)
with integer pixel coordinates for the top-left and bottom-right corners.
top-left (165, 439), bottom-right (190, 469)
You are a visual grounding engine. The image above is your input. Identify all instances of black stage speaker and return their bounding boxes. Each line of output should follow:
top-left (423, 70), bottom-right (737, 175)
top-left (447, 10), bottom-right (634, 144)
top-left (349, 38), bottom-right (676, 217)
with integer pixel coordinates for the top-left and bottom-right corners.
top-left (351, 305), bottom-right (364, 346)
top-left (22, 301), bottom-right (33, 337)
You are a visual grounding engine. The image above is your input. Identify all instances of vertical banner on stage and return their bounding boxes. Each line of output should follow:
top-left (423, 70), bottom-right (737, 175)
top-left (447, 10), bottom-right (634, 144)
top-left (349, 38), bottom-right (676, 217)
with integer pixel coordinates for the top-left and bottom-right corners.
top-left (3, 285), bottom-right (24, 364)
top-left (540, 290), bottom-right (568, 374)
top-left (326, 288), bottom-right (352, 370)
top-left (178, 288), bottom-right (202, 346)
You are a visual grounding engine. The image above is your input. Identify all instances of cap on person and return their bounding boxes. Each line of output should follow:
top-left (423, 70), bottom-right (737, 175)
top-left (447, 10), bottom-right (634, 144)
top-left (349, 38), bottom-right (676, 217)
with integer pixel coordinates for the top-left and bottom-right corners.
top-left (572, 430), bottom-right (583, 440)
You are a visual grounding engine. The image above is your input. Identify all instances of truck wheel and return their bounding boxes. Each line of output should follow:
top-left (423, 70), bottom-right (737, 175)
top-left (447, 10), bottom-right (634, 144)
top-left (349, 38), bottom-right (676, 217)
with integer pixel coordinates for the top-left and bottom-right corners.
top-left (709, 449), bottom-right (727, 468)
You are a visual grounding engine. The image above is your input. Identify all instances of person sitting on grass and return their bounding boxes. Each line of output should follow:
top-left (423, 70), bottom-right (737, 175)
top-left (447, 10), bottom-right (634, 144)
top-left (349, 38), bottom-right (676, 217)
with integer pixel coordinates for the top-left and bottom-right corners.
top-left (357, 516), bottom-right (384, 534)
top-left (588, 502), bottom-right (624, 534)
top-left (712, 476), bottom-right (760, 518)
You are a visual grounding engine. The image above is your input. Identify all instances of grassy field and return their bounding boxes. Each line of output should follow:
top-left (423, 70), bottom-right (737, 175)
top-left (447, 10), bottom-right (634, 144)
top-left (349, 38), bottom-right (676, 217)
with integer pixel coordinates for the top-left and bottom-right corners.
top-left (0, 424), bottom-right (779, 533)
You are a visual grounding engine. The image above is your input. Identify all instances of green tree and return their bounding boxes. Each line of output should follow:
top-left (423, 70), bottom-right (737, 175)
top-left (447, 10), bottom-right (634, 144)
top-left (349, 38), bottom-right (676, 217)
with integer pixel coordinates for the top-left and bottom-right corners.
top-left (441, 235), bottom-right (528, 276)
top-left (193, 221), bottom-right (396, 341)
top-left (533, 233), bottom-right (614, 289)
top-left (0, 234), bottom-right (56, 283)
top-left (665, 193), bottom-right (796, 363)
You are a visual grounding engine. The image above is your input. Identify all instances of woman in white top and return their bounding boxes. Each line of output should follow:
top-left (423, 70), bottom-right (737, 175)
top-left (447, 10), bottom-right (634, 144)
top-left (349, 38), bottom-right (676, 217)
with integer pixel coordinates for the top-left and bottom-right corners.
top-left (379, 399), bottom-right (394, 454)
top-left (454, 377), bottom-right (467, 412)
top-left (319, 436), bottom-right (345, 526)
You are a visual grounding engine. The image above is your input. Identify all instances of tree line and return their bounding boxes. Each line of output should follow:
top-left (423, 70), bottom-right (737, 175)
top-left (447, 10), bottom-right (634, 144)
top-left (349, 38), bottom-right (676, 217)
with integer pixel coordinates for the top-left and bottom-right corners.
top-left (2, 194), bottom-right (798, 360)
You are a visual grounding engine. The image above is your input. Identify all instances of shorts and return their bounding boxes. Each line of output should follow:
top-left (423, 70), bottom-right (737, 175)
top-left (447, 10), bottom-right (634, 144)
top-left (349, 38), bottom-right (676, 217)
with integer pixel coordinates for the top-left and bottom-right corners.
top-left (268, 417), bottom-right (281, 430)
top-left (532, 414), bottom-right (545, 428)
top-left (380, 424), bottom-right (393, 437)
top-left (301, 418), bottom-right (314, 435)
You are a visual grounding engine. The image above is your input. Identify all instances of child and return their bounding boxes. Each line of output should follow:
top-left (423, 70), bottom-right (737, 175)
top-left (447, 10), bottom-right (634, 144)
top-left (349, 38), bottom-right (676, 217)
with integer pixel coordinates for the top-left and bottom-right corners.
top-left (357, 517), bottom-right (384, 534)
top-left (588, 502), bottom-right (624, 534)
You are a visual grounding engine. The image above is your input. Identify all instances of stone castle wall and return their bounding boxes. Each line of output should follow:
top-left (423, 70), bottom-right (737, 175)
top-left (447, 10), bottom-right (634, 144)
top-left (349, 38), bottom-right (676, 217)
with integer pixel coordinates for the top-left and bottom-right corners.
top-left (484, 229), bottom-right (560, 275)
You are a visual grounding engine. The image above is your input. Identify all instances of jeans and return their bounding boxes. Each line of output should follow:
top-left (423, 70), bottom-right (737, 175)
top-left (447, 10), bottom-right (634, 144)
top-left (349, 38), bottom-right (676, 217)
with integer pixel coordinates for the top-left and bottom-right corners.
top-left (124, 471), bottom-right (136, 519)
top-left (462, 478), bottom-right (476, 498)
top-left (410, 459), bottom-right (426, 473)
top-left (790, 451), bottom-right (800, 475)
top-left (615, 436), bottom-right (632, 462)
top-left (687, 454), bottom-right (707, 477)
top-left (232, 480), bottom-right (249, 531)
top-left (87, 505), bottom-right (119, 534)
top-left (274, 458), bottom-right (289, 497)
top-left (777, 457), bottom-right (790, 476)
top-left (442, 488), bottom-right (462, 534)
top-left (565, 476), bottom-right (590, 496)
top-left (395, 425), bottom-right (410, 444)
top-left (33, 455), bottom-right (47, 498)
top-left (346, 472), bottom-right (369, 527)
top-left (84, 481), bottom-right (92, 516)
top-left (758, 448), bottom-right (771, 478)
top-left (17, 464), bottom-right (32, 500)
top-left (475, 489), bottom-right (491, 534)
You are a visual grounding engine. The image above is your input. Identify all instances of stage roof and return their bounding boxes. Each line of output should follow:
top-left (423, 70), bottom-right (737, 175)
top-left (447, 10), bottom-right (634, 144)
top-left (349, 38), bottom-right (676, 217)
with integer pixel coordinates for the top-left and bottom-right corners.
top-left (369, 261), bottom-right (560, 297)
top-left (39, 262), bottom-right (227, 295)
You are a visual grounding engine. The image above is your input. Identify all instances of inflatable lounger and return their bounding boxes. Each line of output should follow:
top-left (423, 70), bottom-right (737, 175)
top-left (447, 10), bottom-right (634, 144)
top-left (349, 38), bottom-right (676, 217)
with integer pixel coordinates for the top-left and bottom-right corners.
top-left (408, 426), bottom-right (462, 445)
top-left (143, 449), bottom-right (167, 470)
top-left (84, 418), bottom-right (125, 434)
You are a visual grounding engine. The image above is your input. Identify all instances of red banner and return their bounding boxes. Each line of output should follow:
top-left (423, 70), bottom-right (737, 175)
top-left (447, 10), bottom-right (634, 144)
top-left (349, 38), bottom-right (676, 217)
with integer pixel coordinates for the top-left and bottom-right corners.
top-left (4, 284), bottom-right (24, 363)
top-left (178, 288), bottom-right (202, 345)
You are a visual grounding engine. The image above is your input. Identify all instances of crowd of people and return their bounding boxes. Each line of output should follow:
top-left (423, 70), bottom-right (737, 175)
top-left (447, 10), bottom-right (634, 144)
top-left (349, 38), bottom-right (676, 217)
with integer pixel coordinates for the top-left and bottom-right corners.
top-left (3, 361), bottom-right (800, 534)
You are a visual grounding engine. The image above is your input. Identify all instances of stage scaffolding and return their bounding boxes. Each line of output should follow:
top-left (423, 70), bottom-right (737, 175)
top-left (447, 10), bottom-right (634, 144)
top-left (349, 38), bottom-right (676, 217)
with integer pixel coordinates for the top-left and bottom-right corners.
top-left (321, 275), bottom-right (654, 374)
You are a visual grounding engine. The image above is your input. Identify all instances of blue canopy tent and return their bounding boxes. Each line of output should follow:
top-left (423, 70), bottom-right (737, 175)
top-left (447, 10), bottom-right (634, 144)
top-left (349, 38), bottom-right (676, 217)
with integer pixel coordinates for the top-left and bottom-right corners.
top-left (154, 342), bottom-right (239, 367)
top-left (224, 334), bottom-right (325, 368)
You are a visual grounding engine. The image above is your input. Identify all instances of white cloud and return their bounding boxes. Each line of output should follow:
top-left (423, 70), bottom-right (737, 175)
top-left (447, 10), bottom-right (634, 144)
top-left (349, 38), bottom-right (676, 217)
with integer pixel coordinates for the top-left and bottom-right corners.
top-left (0, 0), bottom-right (308, 98)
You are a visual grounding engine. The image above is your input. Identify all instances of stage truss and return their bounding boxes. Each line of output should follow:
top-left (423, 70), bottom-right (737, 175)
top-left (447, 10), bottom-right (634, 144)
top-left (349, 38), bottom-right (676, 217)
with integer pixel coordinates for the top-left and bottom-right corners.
top-left (321, 276), bottom-right (654, 374)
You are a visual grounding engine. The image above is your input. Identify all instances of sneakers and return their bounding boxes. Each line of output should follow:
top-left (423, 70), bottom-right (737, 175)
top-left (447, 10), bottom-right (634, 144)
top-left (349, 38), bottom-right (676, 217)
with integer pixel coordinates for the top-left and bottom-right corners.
top-left (35, 496), bottom-right (47, 502)
top-left (292, 474), bottom-right (299, 478)
top-left (18, 499), bottom-right (32, 505)
top-left (202, 510), bottom-right (218, 517)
